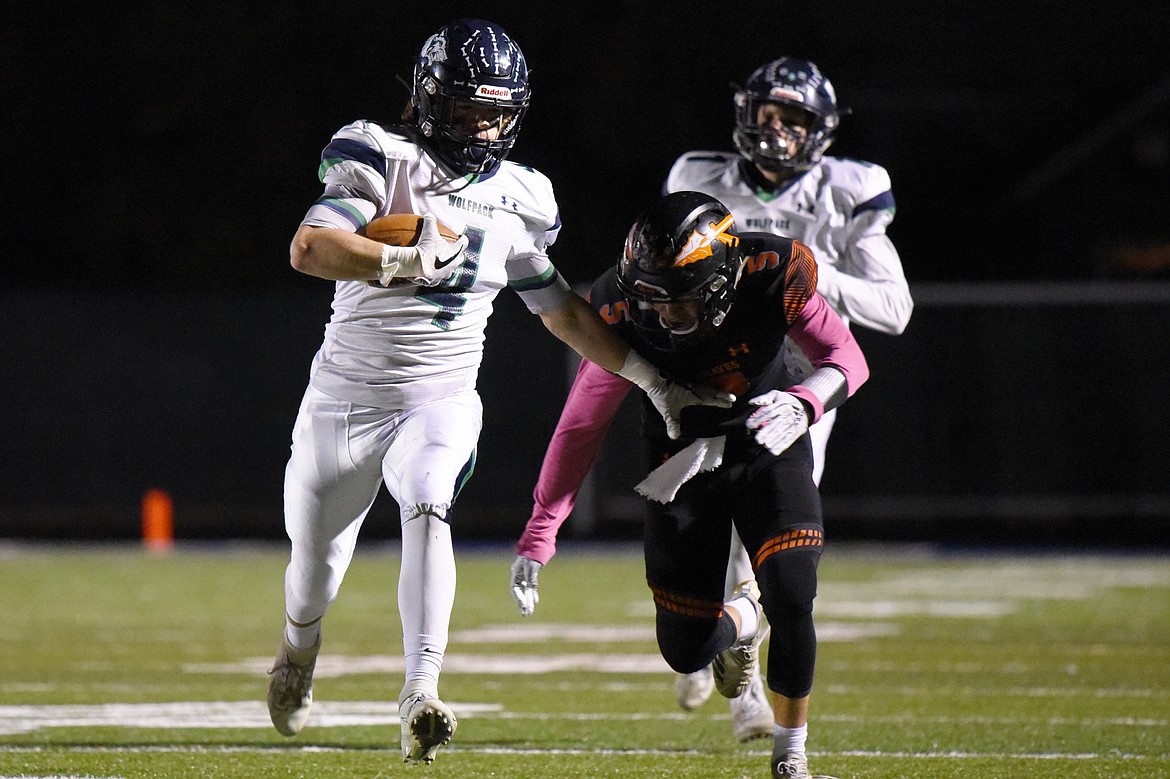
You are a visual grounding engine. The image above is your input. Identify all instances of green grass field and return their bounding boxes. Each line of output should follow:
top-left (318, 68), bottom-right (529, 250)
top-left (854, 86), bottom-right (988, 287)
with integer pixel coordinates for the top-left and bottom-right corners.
top-left (0, 541), bottom-right (1167, 778)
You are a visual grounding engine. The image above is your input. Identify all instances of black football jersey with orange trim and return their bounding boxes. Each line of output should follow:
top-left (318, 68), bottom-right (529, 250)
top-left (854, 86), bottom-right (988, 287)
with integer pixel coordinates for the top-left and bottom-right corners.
top-left (590, 233), bottom-right (818, 441)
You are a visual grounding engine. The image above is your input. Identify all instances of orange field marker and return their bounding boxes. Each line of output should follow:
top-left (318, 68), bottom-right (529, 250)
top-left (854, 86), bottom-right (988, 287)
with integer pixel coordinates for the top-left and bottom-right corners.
top-left (142, 488), bottom-right (175, 552)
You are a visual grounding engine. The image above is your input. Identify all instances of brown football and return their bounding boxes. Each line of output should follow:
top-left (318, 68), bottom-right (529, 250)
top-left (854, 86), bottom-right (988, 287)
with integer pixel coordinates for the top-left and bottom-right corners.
top-left (361, 213), bottom-right (460, 246)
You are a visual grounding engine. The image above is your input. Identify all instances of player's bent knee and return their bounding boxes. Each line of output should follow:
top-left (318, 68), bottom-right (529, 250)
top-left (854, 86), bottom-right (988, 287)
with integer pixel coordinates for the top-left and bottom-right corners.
top-left (755, 540), bottom-right (821, 621)
top-left (655, 610), bottom-right (737, 673)
top-left (401, 502), bottom-right (452, 526)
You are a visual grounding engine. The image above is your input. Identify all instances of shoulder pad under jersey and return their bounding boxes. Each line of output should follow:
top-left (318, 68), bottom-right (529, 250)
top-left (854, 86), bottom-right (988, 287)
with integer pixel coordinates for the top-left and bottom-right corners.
top-left (664, 151), bottom-right (737, 194)
top-left (818, 156), bottom-right (895, 216)
top-left (488, 159), bottom-right (560, 236)
top-left (738, 233), bottom-right (818, 325)
top-left (317, 121), bottom-right (417, 184)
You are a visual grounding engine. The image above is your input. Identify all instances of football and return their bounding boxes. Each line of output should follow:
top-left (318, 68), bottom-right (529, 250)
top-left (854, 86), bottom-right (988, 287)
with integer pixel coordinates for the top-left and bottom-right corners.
top-left (361, 213), bottom-right (460, 246)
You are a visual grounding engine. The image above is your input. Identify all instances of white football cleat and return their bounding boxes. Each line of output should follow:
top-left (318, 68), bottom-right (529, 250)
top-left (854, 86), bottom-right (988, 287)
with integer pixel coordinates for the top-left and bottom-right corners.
top-left (266, 634), bottom-right (320, 736)
top-left (713, 580), bottom-right (768, 698)
top-left (675, 665), bottom-right (716, 710)
top-left (772, 750), bottom-right (840, 779)
top-left (772, 751), bottom-right (810, 778)
top-left (730, 669), bottom-right (774, 742)
top-left (399, 690), bottom-right (458, 764)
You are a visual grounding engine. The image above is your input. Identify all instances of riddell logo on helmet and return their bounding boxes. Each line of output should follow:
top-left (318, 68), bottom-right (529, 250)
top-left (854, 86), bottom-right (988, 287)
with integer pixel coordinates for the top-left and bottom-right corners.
top-left (476, 85), bottom-right (512, 99)
top-left (768, 87), bottom-right (804, 103)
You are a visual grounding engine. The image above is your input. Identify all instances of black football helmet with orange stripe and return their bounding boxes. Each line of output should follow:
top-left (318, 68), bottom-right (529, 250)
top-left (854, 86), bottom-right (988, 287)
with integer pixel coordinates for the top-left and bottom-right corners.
top-left (617, 191), bottom-right (745, 351)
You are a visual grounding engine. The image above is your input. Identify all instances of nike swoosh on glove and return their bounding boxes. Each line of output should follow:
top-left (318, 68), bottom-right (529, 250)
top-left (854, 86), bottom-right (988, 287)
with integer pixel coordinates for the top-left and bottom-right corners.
top-left (510, 555), bottom-right (543, 617)
top-left (745, 390), bottom-right (809, 455)
top-left (411, 213), bottom-right (469, 285)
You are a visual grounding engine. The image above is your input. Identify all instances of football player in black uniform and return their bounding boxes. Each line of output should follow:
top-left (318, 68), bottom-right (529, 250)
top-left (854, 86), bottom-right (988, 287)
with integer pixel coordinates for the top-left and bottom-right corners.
top-left (511, 191), bottom-right (868, 779)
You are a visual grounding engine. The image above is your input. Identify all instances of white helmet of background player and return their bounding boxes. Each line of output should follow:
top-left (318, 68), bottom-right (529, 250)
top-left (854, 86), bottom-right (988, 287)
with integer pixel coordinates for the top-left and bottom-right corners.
top-left (733, 57), bottom-right (841, 174)
top-left (410, 19), bottom-right (531, 176)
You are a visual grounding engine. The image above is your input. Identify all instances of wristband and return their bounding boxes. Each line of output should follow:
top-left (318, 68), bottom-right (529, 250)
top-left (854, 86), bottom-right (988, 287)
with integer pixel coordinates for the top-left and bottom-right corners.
top-left (377, 243), bottom-right (417, 286)
top-left (614, 350), bottom-right (660, 391)
top-left (786, 366), bottom-right (848, 423)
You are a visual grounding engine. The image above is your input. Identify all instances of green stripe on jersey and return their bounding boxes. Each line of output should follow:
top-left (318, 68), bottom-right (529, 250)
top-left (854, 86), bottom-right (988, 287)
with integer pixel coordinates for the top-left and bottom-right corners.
top-left (509, 265), bottom-right (558, 292)
top-left (315, 197), bottom-right (368, 227)
top-left (318, 157), bottom-right (348, 182)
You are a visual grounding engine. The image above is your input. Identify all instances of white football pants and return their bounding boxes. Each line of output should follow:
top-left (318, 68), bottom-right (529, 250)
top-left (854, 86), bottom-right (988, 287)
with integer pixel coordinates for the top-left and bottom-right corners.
top-left (282, 383), bottom-right (482, 691)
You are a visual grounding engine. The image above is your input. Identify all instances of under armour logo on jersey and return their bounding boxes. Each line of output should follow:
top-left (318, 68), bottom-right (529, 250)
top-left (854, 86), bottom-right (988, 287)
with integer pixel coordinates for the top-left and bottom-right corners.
top-left (728, 343), bottom-right (750, 357)
top-left (796, 201), bottom-right (816, 214)
top-left (500, 195), bottom-right (519, 211)
top-left (674, 213), bottom-right (739, 267)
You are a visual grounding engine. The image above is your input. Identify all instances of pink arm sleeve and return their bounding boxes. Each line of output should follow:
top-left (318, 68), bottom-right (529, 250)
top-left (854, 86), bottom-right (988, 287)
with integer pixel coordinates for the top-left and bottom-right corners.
top-left (785, 293), bottom-right (870, 422)
top-left (516, 358), bottom-right (633, 564)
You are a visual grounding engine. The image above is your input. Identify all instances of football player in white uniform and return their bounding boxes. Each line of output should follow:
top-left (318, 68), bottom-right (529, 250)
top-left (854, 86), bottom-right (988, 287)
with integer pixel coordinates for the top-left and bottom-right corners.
top-left (664, 58), bottom-right (913, 747)
top-left (267, 18), bottom-right (726, 764)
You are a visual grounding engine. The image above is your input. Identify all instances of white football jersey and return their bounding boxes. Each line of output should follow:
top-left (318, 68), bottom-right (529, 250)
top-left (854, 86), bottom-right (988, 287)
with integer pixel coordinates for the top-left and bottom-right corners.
top-left (664, 152), bottom-right (911, 335)
top-left (299, 121), bottom-right (570, 408)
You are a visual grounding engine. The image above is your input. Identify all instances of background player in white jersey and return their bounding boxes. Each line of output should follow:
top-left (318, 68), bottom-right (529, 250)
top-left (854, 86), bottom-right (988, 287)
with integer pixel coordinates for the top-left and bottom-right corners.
top-left (663, 57), bottom-right (914, 740)
top-left (266, 18), bottom-right (726, 764)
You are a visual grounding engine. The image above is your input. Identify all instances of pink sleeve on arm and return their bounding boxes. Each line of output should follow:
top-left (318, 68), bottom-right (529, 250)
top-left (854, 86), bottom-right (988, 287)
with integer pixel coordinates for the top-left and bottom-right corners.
top-left (516, 358), bottom-right (633, 564)
top-left (785, 293), bottom-right (870, 422)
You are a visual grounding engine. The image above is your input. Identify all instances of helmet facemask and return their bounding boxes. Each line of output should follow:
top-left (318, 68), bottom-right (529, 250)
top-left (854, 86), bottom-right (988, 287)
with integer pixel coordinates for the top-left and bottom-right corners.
top-left (619, 272), bottom-right (736, 350)
top-left (734, 96), bottom-right (835, 174)
top-left (417, 84), bottom-right (527, 175)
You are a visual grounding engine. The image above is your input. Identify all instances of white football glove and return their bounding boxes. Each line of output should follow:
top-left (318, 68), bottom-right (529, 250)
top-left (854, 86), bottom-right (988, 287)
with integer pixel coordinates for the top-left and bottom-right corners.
top-left (413, 213), bottom-right (468, 283)
top-left (745, 390), bottom-right (809, 455)
top-left (378, 213), bottom-right (469, 286)
top-left (616, 351), bottom-right (734, 439)
top-left (510, 555), bottom-right (543, 617)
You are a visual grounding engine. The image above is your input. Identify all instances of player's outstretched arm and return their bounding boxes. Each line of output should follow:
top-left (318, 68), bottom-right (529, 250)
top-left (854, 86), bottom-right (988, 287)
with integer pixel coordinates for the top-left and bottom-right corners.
top-left (540, 295), bottom-right (731, 439)
top-left (512, 359), bottom-right (631, 615)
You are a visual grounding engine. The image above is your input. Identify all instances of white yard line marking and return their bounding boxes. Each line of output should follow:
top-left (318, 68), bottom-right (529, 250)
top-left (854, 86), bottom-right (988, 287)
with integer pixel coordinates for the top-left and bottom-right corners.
top-left (815, 599), bottom-right (1015, 617)
top-left (824, 749), bottom-right (1168, 761)
top-left (2, 701), bottom-right (1164, 737)
top-left (821, 683), bottom-right (1168, 699)
top-left (451, 624), bottom-right (655, 642)
top-left (184, 623), bottom-right (896, 679)
top-left (0, 745), bottom-right (1166, 761)
top-left (0, 701), bottom-right (499, 735)
top-left (184, 653), bottom-right (674, 677)
top-left (452, 621), bottom-right (897, 643)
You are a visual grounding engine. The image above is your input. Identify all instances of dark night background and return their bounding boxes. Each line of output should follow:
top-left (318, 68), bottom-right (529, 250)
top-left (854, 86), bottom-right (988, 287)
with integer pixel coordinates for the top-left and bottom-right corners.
top-left (3, 2), bottom-right (1170, 545)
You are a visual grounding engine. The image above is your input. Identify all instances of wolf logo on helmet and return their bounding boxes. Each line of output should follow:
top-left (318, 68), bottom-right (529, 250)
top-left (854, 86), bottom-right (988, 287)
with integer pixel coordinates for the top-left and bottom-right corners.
top-left (420, 31), bottom-right (447, 66)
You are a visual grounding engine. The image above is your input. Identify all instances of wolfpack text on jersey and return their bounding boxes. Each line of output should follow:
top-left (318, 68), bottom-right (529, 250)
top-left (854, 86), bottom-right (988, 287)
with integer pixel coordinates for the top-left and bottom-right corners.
top-left (665, 152), bottom-right (910, 333)
top-left (300, 121), bottom-right (570, 407)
